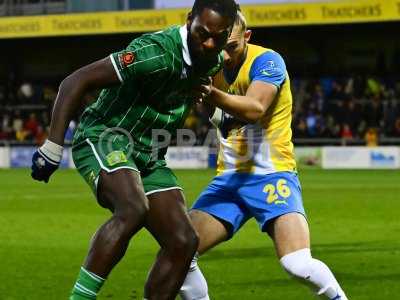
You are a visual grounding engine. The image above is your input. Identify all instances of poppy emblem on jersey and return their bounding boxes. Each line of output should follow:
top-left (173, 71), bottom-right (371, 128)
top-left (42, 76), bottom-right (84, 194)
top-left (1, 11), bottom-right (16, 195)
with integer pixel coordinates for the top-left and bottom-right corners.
top-left (120, 52), bottom-right (135, 68)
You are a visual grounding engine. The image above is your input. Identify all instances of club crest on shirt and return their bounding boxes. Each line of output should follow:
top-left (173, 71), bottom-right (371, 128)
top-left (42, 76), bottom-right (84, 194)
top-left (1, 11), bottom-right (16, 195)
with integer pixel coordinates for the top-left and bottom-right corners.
top-left (261, 60), bottom-right (281, 77)
top-left (119, 52), bottom-right (135, 68)
top-left (267, 60), bottom-right (275, 68)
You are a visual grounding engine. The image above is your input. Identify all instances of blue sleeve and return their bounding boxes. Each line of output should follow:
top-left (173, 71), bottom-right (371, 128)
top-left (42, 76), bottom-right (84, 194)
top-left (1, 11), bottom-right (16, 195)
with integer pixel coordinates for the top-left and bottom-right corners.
top-left (249, 51), bottom-right (287, 89)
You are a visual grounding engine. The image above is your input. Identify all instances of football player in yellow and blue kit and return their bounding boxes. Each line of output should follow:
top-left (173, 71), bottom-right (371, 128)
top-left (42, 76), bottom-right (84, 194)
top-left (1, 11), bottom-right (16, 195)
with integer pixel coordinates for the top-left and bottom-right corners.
top-left (179, 11), bottom-right (348, 300)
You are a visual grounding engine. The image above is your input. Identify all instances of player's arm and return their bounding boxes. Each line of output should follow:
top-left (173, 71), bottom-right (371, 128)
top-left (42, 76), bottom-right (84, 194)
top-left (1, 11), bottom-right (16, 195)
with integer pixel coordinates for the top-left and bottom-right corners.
top-left (205, 51), bottom-right (286, 124)
top-left (32, 40), bottom-right (169, 183)
top-left (206, 81), bottom-right (277, 124)
top-left (31, 57), bottom-right (120, 183)
top-left (50, 57), bottom-right (119, 145)
top-left (50, 41), bottom-right (167, 145)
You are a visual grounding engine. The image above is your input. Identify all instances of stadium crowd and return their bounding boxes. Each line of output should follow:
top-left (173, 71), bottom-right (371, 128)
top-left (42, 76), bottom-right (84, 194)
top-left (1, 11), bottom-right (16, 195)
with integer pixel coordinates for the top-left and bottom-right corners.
top-left (291, 76), bottom-right (400, 142)
top-left (1, 76), bottom-right (400, 145)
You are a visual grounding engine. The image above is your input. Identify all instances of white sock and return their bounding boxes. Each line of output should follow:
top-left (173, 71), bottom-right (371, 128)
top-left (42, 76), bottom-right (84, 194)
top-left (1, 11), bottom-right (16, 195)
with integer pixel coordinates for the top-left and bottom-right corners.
top-left (179, 254), bottom-right (210, 300)
top-left (280, 248), bottom-right (348, 300)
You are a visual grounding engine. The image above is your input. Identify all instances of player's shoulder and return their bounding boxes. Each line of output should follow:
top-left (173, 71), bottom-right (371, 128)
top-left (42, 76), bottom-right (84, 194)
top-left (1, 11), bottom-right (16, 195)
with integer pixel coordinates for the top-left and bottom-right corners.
top-left (126, 26), bottom-right (181, 57)
top-left (249, 44), bottom-right (286, 67)
top-left (248, 44), bottom-right (288, 87)
top-left (249, 44), bottom-right (287, 75)
top-left (142, 26), bottom-right (181, 46)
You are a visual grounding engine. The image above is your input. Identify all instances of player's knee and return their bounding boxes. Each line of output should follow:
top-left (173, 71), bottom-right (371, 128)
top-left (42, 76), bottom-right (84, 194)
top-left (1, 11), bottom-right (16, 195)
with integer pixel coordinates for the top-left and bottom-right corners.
top-left (118, 198), bottom-right (148, 218)
top-left (167, 228), bottom-right (199, 257)
top-left (280, 248), bottom-right (313, 279)
top-left (112, 199), bottom-right (148, 237)
top-left (115, 184), bottom-right (149, 216)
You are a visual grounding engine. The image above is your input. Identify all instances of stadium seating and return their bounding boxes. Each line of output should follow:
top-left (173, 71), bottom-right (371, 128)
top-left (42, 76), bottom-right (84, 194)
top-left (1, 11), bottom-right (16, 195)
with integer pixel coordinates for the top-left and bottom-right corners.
top-left (1, 76), bottom-right (399, 145)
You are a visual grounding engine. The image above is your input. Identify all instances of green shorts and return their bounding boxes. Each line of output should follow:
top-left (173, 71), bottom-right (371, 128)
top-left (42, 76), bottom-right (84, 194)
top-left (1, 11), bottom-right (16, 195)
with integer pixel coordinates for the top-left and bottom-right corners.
top-left (72, 138), bottom-right (182, 196)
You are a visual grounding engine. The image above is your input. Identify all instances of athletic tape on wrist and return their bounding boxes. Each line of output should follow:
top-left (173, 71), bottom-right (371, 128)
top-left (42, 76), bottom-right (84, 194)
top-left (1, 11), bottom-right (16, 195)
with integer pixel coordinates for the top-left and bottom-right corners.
top-left (39, 139), bottom-right (63, 164)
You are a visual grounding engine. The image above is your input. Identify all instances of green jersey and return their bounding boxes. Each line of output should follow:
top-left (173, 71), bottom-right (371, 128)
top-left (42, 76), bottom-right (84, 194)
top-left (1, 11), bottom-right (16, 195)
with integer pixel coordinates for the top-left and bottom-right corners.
top-left (73, 26), bottom-right (222, 170)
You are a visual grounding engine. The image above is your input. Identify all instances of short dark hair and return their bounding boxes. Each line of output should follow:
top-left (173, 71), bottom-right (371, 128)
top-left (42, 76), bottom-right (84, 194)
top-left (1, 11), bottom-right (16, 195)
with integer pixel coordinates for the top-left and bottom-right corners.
top-left (191, 0), bottom-right (238, 24)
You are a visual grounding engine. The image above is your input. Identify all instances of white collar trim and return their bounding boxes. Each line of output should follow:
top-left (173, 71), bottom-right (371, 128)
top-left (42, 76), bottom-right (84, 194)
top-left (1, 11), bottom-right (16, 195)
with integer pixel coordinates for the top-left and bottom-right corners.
top-left (180, 25), bottom-right (192, 66)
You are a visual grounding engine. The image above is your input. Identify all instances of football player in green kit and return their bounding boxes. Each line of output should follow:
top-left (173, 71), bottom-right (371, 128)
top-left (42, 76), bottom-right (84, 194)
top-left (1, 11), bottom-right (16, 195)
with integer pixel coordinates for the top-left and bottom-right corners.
top-left (30, 1), bottom-right (237, 299)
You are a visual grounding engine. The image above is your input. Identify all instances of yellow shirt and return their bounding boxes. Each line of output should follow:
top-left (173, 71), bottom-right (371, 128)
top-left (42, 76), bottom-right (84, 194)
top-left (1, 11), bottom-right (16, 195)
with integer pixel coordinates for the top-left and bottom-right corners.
top-left (212, 44), bottom-right (296, 175)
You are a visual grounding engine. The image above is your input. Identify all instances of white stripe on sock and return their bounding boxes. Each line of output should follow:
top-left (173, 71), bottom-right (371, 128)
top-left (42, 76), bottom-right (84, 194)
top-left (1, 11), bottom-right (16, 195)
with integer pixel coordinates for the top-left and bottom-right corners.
top-left (75, 283), bottom-right (97, 297)
top-left (81, 267), bottom-right (105, 283)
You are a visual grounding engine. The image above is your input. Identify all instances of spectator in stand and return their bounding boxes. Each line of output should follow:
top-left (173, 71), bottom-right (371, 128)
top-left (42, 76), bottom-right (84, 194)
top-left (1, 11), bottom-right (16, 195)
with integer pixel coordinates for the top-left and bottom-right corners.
top-left (328, 81), bottom-right (347, 102)
top-left (15, 127), bottom-right (29, 141)
top-left (17, 82), bottom-right (35, 103)
top-left (365, 128), bottom-right (378, 147)
top-left (312, 84), bottom-right (325, 114)
top-left (320, 77), bottom-right (334, 98)
top-left (366, 76), bottom-right (382, 97)
top-left (344, 99), bottom-right (362, 133)
top-left (40, 111), bottom-right (50, 129)
top-left (364, 95), bottom-right (383, 128)
top-left (43, 85), bottom-right (57, 104)
top-left (344, 76), bottom-right (354, 96)
top-left (314, 112), bottom-right (325, 137)
top-left (357, 120), bottom-right (367, 139)
top-left (325, 115), bottom-right (340, 138)
top-left (333, 99), bottom-right (346, 125)
top-left (12, 110), bottom-right (24, 139)
top-left (0, 113), bottom-right (12, 140)
top-left (24, 112), bottom-right (40, 140)
top-left (306, 109), bottom-right (318, 137)
top-left (327, 81), bottom-right (348, 127)
top-left (35, 125), bottom-right (48, 146)
top-left (293, 118), bottom-right (308, 138)
top-left (352, 75), bottom-right (367, 98)
top-left (384, 99), bottom-right (399, 136)
top-left (340, 123), bottom-right (353, 144)
top-left (393, 118), bottom-right (400, 137)
top-left (0, 130), bottom-right (7, 140)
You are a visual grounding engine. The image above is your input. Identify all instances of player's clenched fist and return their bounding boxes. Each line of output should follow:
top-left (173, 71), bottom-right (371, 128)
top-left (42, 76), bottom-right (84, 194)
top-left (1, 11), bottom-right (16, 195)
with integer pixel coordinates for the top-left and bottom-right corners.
top-left (192, 76), bottom-right (213, 103)
top-left (31, 139), bottom-right (63, 183)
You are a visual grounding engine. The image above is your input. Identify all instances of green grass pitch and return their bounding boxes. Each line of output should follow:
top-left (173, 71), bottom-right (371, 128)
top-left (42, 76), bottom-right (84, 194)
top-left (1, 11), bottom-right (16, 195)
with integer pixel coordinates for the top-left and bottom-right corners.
top-left (0, 168), bottom-right (399, 299)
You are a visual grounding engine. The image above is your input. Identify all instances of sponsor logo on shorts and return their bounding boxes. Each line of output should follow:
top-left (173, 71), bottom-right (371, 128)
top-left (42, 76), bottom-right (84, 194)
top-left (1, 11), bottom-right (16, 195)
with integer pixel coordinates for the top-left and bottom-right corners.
top-left (106, 151), bottom-right (128, 166)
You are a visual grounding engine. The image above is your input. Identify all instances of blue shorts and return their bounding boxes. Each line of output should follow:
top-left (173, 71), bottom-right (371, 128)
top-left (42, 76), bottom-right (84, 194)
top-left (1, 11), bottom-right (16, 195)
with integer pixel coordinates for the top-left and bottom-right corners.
top-left (192, 172), bottom-right (306, 238)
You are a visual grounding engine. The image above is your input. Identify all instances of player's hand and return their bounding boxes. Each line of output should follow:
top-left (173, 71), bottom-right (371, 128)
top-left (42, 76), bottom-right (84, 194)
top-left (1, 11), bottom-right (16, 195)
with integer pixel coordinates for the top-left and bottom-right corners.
top-left (31, 139), bottom-right (63, 183)
top-left (192, 77), bottom-right (213, 103)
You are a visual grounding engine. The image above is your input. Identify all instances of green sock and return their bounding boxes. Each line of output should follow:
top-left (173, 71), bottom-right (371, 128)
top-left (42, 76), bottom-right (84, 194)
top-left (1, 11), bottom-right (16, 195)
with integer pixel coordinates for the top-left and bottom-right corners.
top-left (69, 267), bottom-right (105, 300)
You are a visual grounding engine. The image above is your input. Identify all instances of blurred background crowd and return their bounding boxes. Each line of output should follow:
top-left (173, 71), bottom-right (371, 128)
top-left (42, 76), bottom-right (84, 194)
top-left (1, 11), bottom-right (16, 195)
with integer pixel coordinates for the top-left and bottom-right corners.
top-left (1, 74), bottom-right (399, 146)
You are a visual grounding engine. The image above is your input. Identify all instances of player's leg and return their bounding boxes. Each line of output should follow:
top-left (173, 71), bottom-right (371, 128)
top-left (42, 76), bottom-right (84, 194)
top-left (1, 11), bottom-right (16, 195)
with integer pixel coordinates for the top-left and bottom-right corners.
top-left (267, 212), bottom-right (348, 300)
top-left (137, 165), bottom-right (200, 299)
top-left (70, 140), bottom-right (148, 299)
top-left (179, 209), bottom-right (230, 300)
top-left (242, 171), bottom-right (347, 300)
top-left (190, 209), bottom-right (230, 255)
top-left (85, 169), bottom-right (148, 274)
top-left (70, 169), bottom-right (149, 300)
top-left (179, 173), bottom-right (247, 300)
top-left (143, 188), bottom-right (199, 300)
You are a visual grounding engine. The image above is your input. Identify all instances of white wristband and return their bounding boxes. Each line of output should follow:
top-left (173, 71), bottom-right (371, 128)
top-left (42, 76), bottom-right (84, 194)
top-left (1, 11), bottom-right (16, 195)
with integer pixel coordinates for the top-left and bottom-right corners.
top-left (39, 139), bottom-right (63, 164)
